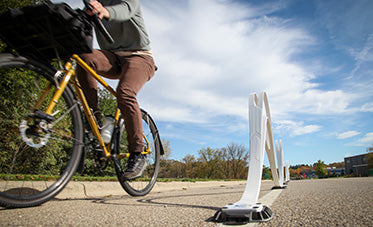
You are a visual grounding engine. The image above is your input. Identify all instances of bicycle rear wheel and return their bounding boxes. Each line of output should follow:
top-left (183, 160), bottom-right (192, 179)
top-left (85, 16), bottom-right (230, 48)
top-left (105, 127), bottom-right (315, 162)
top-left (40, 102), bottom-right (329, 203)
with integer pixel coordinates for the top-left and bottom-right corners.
top-left (0, 54), bottom-right (83, 208)
top-left (116, 110), bottom-right (161, 196)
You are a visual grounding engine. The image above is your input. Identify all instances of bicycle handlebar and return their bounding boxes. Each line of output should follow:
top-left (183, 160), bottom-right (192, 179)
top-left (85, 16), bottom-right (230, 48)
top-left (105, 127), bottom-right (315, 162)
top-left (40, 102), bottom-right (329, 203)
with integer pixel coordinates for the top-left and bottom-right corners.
top-left (82, 0), bottom-right (114, 44)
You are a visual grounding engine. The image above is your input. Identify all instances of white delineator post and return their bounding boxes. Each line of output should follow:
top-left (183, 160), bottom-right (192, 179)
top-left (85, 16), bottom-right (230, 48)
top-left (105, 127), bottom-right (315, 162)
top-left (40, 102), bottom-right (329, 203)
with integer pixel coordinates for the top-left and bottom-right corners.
top-left (263, 96), bottom-right (281, 189)
top-left (275, 140), bottom-right (285, 188)
top-left (234, 92), bottom-right (268, 206)
top-left (285, 160), bottom-right (290, 184)
top-left (214, 92), bottom-right (278, 223)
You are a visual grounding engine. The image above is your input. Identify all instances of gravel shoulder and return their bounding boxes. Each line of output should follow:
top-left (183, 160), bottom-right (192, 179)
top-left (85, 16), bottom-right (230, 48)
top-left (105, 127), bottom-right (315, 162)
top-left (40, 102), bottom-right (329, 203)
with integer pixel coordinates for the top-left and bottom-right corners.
top-left (260, 177), bottom-right (373, 227)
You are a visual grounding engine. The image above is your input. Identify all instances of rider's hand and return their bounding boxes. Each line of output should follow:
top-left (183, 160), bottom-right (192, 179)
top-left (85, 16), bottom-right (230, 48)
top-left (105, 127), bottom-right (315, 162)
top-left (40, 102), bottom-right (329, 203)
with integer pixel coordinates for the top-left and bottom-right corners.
top-left (85, 0), bottom-right (110, 20)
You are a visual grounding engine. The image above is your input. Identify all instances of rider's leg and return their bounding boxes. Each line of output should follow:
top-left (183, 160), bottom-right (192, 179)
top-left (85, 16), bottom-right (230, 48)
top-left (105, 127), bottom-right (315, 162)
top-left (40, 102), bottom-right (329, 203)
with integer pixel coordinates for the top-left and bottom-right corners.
top-left (116, 55), bottom-right (155, 179)
top-left (76, 49), bottom-right (121, 120)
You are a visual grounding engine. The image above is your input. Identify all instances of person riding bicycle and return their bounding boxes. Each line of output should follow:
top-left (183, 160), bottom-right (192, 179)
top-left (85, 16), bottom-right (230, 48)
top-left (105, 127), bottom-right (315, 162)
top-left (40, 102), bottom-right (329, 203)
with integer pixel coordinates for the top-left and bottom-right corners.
top-left (77, 0), bottom-right (156, 180)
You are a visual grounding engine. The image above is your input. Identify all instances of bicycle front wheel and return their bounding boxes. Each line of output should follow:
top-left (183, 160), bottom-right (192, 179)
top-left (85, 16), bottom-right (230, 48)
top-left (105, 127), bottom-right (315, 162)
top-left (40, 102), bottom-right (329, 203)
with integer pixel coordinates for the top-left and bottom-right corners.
top-left (0, 54), bottom-right (83, 208)
top-left (116, 110), bottom-right (161, 196)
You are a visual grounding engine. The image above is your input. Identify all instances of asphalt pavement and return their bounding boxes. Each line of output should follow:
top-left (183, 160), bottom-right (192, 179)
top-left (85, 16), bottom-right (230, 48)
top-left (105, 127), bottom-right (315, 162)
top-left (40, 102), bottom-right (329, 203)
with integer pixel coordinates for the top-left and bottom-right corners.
top-left (0, 178), bottom-right (372, 226)
top-left (260, 177), bottom-right (373, 227)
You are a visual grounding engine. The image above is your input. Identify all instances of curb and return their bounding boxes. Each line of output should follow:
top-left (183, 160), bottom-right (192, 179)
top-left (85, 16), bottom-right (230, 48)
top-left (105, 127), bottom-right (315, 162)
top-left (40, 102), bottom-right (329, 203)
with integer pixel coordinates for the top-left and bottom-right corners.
top-left (56, 180), bottom-right (246, 199)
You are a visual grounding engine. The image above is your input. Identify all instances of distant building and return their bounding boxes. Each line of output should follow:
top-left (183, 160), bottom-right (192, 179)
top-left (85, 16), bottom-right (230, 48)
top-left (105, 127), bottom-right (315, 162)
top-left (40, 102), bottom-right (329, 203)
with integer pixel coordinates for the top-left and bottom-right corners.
top-left (344, 154), bottom-right (369, 177)
top-left (326, 167), bottom-right (345, 177)
top-left (304, 167), bottom-right (345, 179)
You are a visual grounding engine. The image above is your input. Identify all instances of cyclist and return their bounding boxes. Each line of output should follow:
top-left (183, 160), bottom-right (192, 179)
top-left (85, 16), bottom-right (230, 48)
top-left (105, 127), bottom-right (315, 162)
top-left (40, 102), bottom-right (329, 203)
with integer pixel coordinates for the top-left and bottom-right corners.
top-left (77, 0), bottom-right (156, 180)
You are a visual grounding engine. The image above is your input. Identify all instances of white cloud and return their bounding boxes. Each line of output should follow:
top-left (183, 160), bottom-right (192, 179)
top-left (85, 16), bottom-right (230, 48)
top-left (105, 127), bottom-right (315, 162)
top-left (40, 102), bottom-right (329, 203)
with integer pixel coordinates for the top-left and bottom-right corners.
top-left (337, 131), bottom-right (360, 139)
top-left (349, 35), bottom-right (373, 77)
top-left (141, 0), bottom-right (349, 124)
top-left (274, 120), bottom-right (321, 137)
top-left (361, 102), bottom-right (373, 112)
top-left (357, 132), bottom-right (373, 146)
top-left (270, 89), bottom-right (355, 120)
top-left (136, 0), bottom-right (373, 147)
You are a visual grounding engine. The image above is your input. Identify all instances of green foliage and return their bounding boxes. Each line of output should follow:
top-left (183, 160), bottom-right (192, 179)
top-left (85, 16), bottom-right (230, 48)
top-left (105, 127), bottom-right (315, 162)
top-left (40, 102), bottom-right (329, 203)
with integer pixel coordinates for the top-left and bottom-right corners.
top-left (221, 143), bottom-right (249, 179)
top-left (314, 160), bottom-right (327, 177)
top-left (0, 173), bottom-right (60, 181)
top-left (77, 88), bottom-right (120, 177)
top-left (262, 166), bottom-right (272, 179)
top-left (0, 0), bottom-right (46, 53)
top-left (367, 151), bottom-right (373, 169)
top-left (72, 175), bottom-right (118, 182)
top-left (98, 88), bottom-right (117, 116)
top-left (0, 0), bottom-right (44, 12)
top-left (198, 147), bottom-right (224, 178)
top-left (0, 66), bottom-right (125, 178)
top-left (0, 66), bottom-right (75, 176)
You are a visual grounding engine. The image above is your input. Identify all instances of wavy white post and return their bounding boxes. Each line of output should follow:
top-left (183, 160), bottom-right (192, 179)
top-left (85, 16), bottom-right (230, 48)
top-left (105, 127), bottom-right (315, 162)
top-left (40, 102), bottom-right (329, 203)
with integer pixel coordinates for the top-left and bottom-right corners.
top-left (275, 140), bottom-right (284, 187)
top-left (235, 92), bottom-right (268, 206)
top-left (263, 95), bottom-right (281, 189)
top-left (217, 92), bottom-right (279, 222)
top-left (285, 160), bottom-right (290, 183)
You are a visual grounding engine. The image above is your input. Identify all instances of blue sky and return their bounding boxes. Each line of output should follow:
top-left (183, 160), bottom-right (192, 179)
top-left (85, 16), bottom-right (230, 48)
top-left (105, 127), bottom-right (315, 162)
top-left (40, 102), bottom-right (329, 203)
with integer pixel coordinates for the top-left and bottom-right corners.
top-left (56, 0), bottom-right (373, 166)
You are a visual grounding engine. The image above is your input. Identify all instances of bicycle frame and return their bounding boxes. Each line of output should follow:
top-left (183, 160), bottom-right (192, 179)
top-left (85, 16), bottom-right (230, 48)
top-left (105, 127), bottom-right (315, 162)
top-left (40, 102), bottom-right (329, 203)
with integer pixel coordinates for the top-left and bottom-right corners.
top-left (38, 54), bottom-right (150, 160)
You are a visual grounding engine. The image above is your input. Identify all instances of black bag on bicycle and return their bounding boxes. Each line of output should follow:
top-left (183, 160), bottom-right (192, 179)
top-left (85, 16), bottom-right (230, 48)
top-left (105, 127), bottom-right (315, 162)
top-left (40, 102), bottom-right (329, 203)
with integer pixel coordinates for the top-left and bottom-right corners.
top-left (0, 1), bottom-right (93, 61)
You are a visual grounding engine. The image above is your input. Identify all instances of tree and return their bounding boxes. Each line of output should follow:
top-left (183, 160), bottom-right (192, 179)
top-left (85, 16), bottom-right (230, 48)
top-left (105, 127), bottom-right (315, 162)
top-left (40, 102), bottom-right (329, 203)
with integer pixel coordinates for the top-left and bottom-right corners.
top-left (327, 161), bottom-right (345, 169)
top-left (1, 0), bottom-right (46, 53)
top-left (98, 88), bottom-right (117, 116)
top-left (289, 168), bottom-right (296, 178)
top-left (160, 139), bottom-right (171, 160)
top-left (298, 166), bottom-right (313, 176)
top-left (183, 154), bottom-right (198, 178)
top-left (0, 62), bottom-right (75, 175)
top-left (262, 166), bottom-right (272, 179)
top-left (198, 147), bottom-right (224, 179)
top-left (0, 0), bottom-right (44, 13)
top-left (221, 143), bottom-right (249, 179)
top-left (367, 152), bottom-right (373, 169)
top-left (158, 159), bottom-right (185, 178)
top-left (314, 160), bottom-right (327, 178)
top-left (158, 139), bottom-right (175, 178)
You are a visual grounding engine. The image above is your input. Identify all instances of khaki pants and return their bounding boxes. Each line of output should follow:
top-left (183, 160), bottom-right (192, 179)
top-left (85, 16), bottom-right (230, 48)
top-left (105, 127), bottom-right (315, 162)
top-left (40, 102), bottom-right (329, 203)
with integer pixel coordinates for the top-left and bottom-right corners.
top-left (76, 49), bottom-right (155, 153)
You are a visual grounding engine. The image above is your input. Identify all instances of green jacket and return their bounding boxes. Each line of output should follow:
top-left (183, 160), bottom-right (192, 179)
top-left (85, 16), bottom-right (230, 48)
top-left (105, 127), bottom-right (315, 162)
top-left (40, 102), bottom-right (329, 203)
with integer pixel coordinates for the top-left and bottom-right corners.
top-left (96, 0), bottom-right (151, 52)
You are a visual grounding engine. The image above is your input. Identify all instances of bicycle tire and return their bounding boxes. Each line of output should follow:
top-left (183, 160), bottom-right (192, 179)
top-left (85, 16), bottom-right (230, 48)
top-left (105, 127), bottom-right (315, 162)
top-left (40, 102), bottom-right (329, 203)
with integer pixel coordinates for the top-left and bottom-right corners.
top-left (0, 53), bottom-right (83, 208)
top-left (115, 109), bottom-right (161, 196)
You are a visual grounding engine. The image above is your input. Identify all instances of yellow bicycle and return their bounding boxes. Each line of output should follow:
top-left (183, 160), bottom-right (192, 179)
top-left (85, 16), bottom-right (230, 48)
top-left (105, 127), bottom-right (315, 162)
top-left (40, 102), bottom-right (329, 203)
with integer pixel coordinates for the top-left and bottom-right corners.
top-left (0, 1), bottom-right (163, 208)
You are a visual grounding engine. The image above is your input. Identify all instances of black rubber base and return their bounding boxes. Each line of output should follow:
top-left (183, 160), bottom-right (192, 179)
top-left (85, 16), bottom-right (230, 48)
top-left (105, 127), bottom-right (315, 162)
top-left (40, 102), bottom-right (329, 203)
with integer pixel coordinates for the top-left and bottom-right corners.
top-left (272, 185), bottom-right (287, 190)
top-left (213, 205), bottom-right (273, 225)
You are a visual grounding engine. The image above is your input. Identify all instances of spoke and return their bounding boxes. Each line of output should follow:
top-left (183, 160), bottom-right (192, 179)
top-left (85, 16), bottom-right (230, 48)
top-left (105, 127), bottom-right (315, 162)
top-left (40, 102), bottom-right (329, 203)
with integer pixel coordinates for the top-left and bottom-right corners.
top-left (48, 128), bottom-right (83, 145)
top-left (51, 102), bottom-right (79, 126)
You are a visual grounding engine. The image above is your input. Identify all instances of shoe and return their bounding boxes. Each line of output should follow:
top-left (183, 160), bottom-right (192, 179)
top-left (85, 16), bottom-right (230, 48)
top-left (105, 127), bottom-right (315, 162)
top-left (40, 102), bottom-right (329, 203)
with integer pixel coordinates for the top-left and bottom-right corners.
top-left (123, 153), bottom-right (147, 180)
